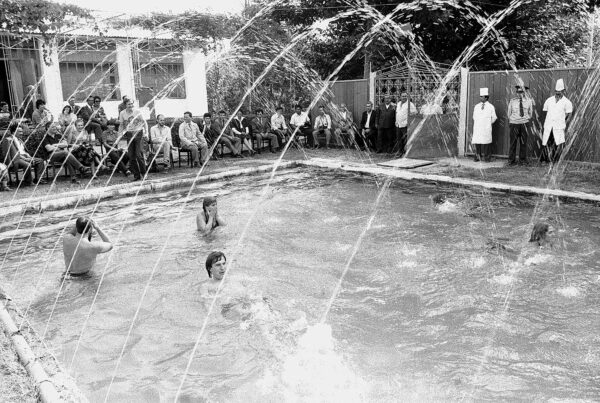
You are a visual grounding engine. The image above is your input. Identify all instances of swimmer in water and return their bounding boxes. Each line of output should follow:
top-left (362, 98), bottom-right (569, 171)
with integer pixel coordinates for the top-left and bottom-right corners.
top-left (62, 217), bottom-right (113, 276)
top-left (205, 251), bottom-right (227, 281)
top-left (196, 196), bottom-right (226, 234)
top-left (529, 222), bottom-right (552, 246)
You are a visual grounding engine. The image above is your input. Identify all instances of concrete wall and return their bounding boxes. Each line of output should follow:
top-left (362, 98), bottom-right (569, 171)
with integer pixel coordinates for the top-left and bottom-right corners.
top-left (37, 38), bottom-right (207, 119)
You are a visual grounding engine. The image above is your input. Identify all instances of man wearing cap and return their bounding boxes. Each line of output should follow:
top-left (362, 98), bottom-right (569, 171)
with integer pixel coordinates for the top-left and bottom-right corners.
top-left (541, 79), bottom-right (573, 163)
top-left (507, 84), bottom-right (533, 165)
top-left (471, 88), bottom-right (497, 162)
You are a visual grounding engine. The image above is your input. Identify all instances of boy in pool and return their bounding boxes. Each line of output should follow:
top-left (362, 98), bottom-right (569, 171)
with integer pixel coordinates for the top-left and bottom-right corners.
top-left (196, 196), bottom-right (226, 234)
top-left (206, 251), bottom-right (227, 281)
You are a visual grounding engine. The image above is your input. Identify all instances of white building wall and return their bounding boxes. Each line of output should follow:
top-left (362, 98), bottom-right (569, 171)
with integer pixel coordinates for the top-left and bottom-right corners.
top-left (50, 40), bottom-right (207, 120)
top-left (116, 43), bottom-right (136, 102)
top-left (182, 48), bottom-right (208, 114)
top-left (38, 39), bottom-right (64, 116)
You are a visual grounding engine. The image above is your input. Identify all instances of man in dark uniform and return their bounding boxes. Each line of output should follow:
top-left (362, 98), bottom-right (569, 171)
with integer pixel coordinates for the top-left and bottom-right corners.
top-left (375, 95), bottom-right (395, 153)
top-left (359, 101), bottom-right (377, 150)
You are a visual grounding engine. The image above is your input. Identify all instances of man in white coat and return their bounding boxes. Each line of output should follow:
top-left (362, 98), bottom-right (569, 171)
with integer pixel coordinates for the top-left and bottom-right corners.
top-left (541, 78), bottom-right (572, 163)
top-left (472, 87), bottom-right (497, 162)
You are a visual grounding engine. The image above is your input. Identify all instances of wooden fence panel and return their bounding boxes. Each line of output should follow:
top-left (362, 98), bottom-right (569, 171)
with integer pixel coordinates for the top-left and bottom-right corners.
top-left (465, 68), bottom-right (600, 162)
top-left (310, 79), bottom-right (369, 128)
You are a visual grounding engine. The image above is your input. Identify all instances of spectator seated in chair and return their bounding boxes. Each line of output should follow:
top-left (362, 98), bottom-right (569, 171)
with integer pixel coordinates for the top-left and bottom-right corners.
top-left (68, 119), bottom-right (106, 175)
top-left (1, 122), bottom-right (46, 186)
top-left (231, 109), bottom-right (256, 156)
top-left (41, 123), bottom-right (90, 184)
top-left (289, 104), bottom-right (312, 148)
top-left (312, 105), bottom-right (333, 149)
top-left (178, 111), bottom-right (209, 167)
top-left (101, 120), bottom-right (131, 176)
top-left (149, 114), bottom-right (173, 170)
top-left (77, 95), bottom-right (104, 141)
top-left (334, 103), bottom-right (356, 148)
top-left (251, 109), bottom-right (279, 153)
top-left (214, 110), bottom-right (243, 158)
top-left (270, 106), bottom-right (290, 149)
top-left (199, 113), bottom-right (223, 160)
top-left (0, 162), bottom-right (9, 191)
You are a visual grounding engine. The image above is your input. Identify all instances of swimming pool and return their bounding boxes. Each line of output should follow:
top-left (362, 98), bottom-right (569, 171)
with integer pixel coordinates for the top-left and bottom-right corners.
top-left (1, 168), bottom-right (600, 402)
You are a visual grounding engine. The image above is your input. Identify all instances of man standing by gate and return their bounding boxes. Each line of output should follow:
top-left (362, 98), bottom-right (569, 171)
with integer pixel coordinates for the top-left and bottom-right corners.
top-left (375, 95), bottom-right (395, 153)
top-left (507, 83), bottom-right (533, 165)
top-left (541, 78), bottom-right (572, 164)
top-left (471, 87), bottom-right (497, 162)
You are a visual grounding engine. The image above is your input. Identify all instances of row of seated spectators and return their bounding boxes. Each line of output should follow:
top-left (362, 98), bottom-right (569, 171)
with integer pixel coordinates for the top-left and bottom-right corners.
top-left (0, 102), bottom-right (359, 190)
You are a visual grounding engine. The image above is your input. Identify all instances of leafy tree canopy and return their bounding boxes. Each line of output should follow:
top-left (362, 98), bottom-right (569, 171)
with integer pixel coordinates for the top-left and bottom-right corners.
top-left (1, 0), bottom-right (91, 38)
top-left (262, 0), bottom-right (597, 77)
top-left (111, 12), bottom-right (244, 52)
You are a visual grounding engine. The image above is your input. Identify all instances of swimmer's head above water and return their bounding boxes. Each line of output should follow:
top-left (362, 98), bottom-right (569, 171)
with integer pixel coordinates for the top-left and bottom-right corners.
top-left (206, 251), bottom-right (227, 281)
top-left (203, 196), bottom-right (217, 214)
top-left (75, 216), bottom-right (93, 240)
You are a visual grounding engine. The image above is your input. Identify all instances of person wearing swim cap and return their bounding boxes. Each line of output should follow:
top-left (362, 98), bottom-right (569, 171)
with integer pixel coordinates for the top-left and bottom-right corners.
top-left (196, 196), bottom-right (226, 233)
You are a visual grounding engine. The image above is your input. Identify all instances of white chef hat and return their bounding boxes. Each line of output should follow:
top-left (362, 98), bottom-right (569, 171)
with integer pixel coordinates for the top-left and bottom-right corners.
top-left (479, 87), bottom-right (489, 96)
top-left (555, 79), bottom-right (565, 91)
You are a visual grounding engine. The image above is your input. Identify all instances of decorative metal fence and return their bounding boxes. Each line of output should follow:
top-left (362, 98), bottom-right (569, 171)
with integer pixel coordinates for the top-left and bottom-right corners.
top-left (374, 60), bottom-right (460, 112)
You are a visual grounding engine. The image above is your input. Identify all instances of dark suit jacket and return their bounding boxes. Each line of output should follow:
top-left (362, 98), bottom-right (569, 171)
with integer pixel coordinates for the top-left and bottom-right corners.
top-left (360, 110), bottom-right (377, 130)
top-left (213, 118), bottom-right (231, 136)
top-left (375, 103), bottom-right (395, 129)
top-left (251, 117), bottom-right (271, 134)
top-left (200, 123), bottom-right (220, 144)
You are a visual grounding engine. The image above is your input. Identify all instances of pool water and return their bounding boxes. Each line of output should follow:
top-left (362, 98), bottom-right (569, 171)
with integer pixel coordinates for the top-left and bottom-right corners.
top-left (1, 169), bottom-right (600, 402)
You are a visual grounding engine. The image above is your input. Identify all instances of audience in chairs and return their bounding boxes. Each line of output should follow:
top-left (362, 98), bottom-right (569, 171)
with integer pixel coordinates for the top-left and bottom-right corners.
top-left (270, 106), bottom-right (289, 148)
top-left (1, 122), bottom-right (46, 186)
top-left (101, 121), bottom-right (130, 176)
top-left (214, 111), bottom-right (243, 158)
top-left (289, 105), bottom-right (312, 147)
top-left (251, 109), bottom-right (279, 153)
top-left (231, 109), bottom-right (256, 156)
top-left (313, 105), bottom-right (333, 149)
top-left (178, 111), bottom-right (208, 167)
top-left (149, 114), bottom-right (173, 169)
top-left (69, 119), bottom-right (105, 175)
top-left (41, 123), bottom-right (90, 184)
top-left (334, 103), bottom-right (355, 148)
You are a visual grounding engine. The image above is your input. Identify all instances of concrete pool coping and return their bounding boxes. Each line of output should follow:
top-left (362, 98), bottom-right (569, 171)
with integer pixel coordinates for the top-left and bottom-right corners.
top-left (0, 161), bottom-right (299, 219)
top-left (0, 287), bottom-right (88, 402)
top-left (298, 158), bottom-right (600, 204)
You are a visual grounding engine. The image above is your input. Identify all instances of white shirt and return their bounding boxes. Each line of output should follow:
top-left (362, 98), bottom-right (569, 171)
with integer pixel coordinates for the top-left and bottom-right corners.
top-left (395, 101), bottom-right (416, 128)
top-left (314, 114), bottom-right (332, 130)
top-left (11, 136), bottom-right (28, 157)
top-left (542, 95), bottom-right (573, 146)
top-left (270, 114), bottom-right (287, 130)
top-left (290, 112), bottom-right (309, 127)
top-left (364, 111), bottom-right (373, 128)
top-left (119, 109), bottom-right (147, 133)
top-left (150, 125), bottom-right (172, 144)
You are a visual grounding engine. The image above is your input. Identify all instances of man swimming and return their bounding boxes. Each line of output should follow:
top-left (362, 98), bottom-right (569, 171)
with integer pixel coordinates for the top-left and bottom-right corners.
top-left (205, 251), bottom-right (227, 281)
top-left (62, 217), bottom-right (113, 276)
top-left (196, 196), bottom-right (226, 234)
